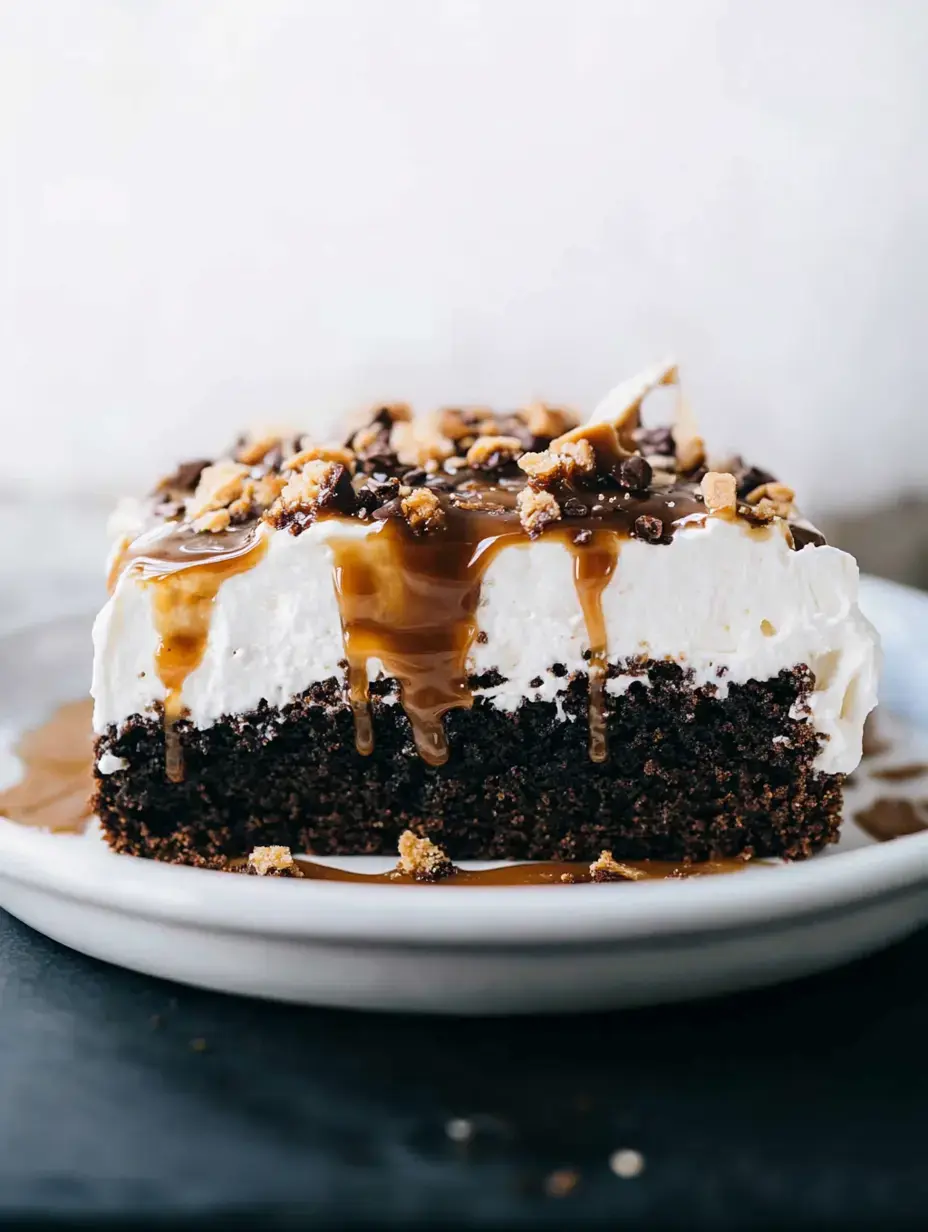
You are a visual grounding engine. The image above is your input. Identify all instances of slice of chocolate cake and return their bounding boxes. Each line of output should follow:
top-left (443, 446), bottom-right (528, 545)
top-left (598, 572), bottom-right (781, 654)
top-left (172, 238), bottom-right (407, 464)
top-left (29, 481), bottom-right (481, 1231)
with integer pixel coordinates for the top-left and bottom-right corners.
top-left (91, 361), bottom-right (880, 866)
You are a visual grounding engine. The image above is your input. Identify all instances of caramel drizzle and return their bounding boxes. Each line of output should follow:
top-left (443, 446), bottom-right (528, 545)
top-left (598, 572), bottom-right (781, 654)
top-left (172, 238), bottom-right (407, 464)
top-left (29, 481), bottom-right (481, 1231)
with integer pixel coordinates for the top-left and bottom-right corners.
top-left (569, 532), bottom-right (621, 762)
top-left (109, 479), bottom-right (703, 777)
top-left (332, 517), bottom-right (524, 766)
top-left (113, 525), bottom-right (268, 782)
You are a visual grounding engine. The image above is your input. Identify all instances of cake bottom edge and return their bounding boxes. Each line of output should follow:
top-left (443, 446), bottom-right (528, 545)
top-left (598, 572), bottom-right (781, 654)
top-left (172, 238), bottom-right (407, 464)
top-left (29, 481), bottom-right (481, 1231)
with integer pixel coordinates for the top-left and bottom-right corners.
top-left (92, 662), bottom-right (844, 867)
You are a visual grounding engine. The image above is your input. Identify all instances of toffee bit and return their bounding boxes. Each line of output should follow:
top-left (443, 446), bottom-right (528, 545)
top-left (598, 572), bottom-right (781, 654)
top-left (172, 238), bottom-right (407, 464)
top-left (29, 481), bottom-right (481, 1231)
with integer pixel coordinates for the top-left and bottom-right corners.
top-left (191, 508), bottom-right (232, 533)
top-left (517, 486), bottom-right (562, 538)
top-left (281, 444), bottom-right (356, 473)
top-left (522, 401), bottom-right (578, 439)
top-left (517, 449), bottom-right (564, 488)
top-left (390, 416), bottom-right (455, 468)
top-left (265, 459), bottom-right (355, 531)
top-left (401, 487), bottom-right (446, 534)
top-left (700, 470), bottom-right (738, 513)
top-left (187, 460), bottom-right (250, 521)
top-left (744, 482), bottom-right (795, 517)
top-left (246, 845), bottom-right (304, 877)
top-left (555, 437), bottom-right (596, 476)
top-left (465, 434), bottom-right (523, 470)
top-left (236, 433), bottom-right (282, 466)
top-left (589, 851), bottom-right (648, 882)
top-left (395, 830), bottom-right (456, 882)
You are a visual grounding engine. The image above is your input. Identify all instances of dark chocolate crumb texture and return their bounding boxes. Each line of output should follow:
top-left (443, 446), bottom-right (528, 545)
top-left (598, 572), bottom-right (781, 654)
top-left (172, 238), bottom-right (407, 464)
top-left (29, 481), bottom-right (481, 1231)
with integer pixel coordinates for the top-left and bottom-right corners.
top-left (91, 360), bottom-right (878, 864)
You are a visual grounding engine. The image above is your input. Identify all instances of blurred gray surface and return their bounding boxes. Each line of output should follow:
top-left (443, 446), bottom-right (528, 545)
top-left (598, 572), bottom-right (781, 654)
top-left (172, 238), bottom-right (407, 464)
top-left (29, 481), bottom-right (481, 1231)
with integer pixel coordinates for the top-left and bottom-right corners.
top-left (822, 497), bottom-right (928, 593)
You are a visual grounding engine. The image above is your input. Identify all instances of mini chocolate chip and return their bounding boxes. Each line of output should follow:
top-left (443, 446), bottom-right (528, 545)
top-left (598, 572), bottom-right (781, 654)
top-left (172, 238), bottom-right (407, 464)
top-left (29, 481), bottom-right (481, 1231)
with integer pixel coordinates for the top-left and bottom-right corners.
top-left (634, 514), bottom-right (664, 542)
top-left (573, 528), bottom-right (593, 545)
top-left (591, 503), bottom-right (606, 515)
top-left (476, 630), bottom-right (489, 645)
top-left (563, 498), bottom-right (589, 517)
top-left (551, 662), bottom-right (568, 677)
top-left (618, 455), bottom-right (653, 492)
top-left (403, 467), bottom-right (427, 485)
top-left (372, 498), bottom-right (404, 521)
top-left (529, 676), bottom-right (543, 689)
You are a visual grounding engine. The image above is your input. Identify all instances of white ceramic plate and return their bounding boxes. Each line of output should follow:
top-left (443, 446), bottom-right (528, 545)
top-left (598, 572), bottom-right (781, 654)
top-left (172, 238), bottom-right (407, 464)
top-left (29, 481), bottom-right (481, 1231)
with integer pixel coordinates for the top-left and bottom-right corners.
top-left (0, 575), bottom-right (927, 1014)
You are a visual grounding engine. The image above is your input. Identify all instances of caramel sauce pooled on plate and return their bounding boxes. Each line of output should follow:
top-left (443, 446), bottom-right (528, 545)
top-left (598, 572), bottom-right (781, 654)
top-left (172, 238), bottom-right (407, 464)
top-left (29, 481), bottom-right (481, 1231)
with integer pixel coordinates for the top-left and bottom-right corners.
top-left (0, 699), bottom-right (94, 832)
top-left (291, 855), bottom-right (749, 886)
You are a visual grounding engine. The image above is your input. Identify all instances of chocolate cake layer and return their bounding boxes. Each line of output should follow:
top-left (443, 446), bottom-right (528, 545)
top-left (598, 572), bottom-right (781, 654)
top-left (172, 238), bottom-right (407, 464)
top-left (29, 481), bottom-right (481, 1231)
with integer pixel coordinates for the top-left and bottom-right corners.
top-left (93, 662), bottom-right (843, 866)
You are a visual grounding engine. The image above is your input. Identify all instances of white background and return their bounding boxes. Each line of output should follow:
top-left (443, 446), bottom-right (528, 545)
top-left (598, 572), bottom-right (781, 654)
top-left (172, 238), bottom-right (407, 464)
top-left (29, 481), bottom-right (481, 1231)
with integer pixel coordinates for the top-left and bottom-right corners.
top-left (2, 0), bottom-right (927, 515)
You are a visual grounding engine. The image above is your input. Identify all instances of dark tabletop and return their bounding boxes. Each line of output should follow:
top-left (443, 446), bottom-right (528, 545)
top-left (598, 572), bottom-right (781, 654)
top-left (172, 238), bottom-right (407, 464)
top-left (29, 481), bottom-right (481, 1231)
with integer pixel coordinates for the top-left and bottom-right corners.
top-left (1, 912), bottom-right (927, 1231)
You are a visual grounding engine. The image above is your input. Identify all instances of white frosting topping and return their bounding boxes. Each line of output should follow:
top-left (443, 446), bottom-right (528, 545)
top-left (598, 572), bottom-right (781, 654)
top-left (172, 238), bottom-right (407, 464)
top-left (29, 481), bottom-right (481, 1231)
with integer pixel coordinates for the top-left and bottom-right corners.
top-left (92, 514), bottom-right (878, 775)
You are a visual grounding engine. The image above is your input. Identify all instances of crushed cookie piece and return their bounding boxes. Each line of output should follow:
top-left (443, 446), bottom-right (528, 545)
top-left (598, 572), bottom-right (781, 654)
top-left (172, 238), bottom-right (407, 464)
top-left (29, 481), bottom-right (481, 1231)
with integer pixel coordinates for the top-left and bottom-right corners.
top-left (227, 473), bottom-right (286, 522)
top-left (350, 422), bottom-right (388, 456)
top-left (187, 460), bottom-right (250, 521)
top-left (265, 459), bottom-right (351, 530)
top-left (396, 829), bottom-right (456, 882)
top-left (517, 449), bottom-right (564, 488)
top-left (555, 437), bottom-right (595, 476)
top-left (401, 486), bottom-right (446, 534)
top-left (465, 434), bottom-right (523, 470)
top-left (246, 845), bottom-right (304, 877)
top-left (281, 444), bottom-right (356, 473)
top-left (439, 407), bottom-right (501, 441)
top-left (589, 851), bottom-right (648, 882)
top-left (522, 401), bottom-right (578, 439)
top-left (700, 470), bottom-right (738, 513)
top-left (191, 507), bottom-right (232, 533)
top-left (236, 434), bottom-right (281, 466)
top-left (517, 486), bottom-right (561, 537)
top-left (633, 515), bottom-right (664, 543)
top-left (617, 455), bottom-right (652, 492)
top-left (391, 416), bottom-right (455, 468)
top-left (744, 482), bottom-right (795, 517)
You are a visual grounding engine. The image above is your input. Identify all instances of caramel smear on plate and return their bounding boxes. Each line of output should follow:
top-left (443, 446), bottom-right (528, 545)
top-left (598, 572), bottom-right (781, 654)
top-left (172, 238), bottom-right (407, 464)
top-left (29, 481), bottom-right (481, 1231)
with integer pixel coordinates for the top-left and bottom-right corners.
top-left (0, 699), bottom-right (94, 831)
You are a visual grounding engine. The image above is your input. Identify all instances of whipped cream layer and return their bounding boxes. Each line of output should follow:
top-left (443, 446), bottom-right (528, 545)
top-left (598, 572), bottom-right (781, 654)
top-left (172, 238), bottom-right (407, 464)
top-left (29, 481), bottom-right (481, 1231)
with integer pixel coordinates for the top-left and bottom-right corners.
top-left (92, 515), bottom-right (878, 775)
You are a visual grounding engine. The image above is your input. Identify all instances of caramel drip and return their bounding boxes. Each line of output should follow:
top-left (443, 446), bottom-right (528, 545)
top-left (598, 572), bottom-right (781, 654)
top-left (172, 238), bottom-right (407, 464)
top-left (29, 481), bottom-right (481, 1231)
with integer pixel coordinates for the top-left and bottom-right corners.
top-left (569, 532), bottom-right (620, 762)
top-left (0, 699), bottom-right (94, 832)
top-left (291, 855), bottom-right (750, 885)
top-left (114, 525), bottom-right (268, 782)
top-left (331, 516), bottom-right (523, 765)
